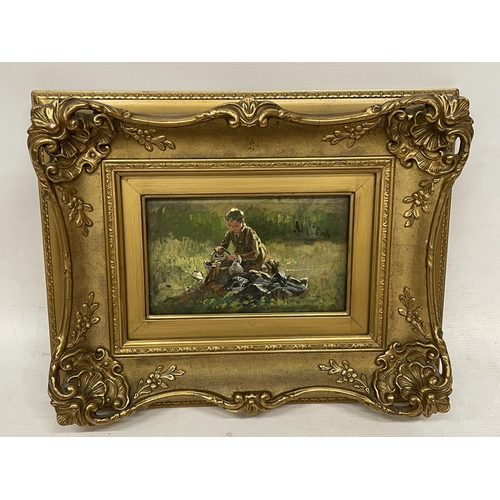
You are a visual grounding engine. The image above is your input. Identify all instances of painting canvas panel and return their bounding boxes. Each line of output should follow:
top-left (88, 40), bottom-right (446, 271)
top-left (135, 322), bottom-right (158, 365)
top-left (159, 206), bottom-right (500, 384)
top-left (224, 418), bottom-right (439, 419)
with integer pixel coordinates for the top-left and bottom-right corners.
top-left (146, 196), bottom-right (350, 315)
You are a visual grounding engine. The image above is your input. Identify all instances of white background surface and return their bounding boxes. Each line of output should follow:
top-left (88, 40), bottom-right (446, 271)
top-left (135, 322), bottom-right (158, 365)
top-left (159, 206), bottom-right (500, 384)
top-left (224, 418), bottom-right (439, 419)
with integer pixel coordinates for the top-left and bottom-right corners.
top-left (0, 62), bottom-right (499, 438)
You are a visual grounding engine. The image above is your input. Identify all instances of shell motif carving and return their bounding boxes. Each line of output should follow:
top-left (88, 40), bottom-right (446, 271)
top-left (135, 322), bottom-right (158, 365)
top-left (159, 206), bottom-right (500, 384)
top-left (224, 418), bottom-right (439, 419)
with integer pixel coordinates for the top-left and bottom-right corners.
top-left (374, 342), bottom-right (450, 417)
top-left (28, 98), bottom-right (125, 185)
top-left (381, 93), bottom-right (473, 176)
top-left (50, 347), bottom-right (130, 426)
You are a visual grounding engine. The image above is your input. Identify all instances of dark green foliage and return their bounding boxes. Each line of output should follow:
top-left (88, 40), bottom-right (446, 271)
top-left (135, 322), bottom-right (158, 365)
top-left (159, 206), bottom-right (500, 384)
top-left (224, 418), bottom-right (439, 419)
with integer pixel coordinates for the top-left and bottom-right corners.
top-left (146, 196), bottom-right (349, 245)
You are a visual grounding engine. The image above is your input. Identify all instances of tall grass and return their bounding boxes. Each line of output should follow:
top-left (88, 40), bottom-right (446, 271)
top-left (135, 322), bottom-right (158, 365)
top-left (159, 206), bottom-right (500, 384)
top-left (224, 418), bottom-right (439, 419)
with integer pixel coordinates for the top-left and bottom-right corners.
top-left (149, 237), bottom-right (347, 315)
top-left (146, 197), bottom-right (349, 315)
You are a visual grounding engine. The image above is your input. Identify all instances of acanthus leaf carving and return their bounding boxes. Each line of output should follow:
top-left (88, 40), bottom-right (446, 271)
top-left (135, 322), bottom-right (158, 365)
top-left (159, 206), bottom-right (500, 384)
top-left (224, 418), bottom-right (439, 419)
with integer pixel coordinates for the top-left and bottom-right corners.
top-left (318, 287), bottom-right (451, 417)
top-left (201, 97), bottom-right (286, 128)
top-left (321, 93), bottom-right (473, 176)
top-left (204, 391), bottom-right (290, 414)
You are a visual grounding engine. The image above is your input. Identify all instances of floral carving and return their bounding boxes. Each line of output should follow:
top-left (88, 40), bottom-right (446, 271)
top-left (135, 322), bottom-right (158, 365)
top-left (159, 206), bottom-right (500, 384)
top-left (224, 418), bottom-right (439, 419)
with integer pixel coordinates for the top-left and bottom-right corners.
top-left (322, 118), bottom-right (381, 147)
top-left (402, 178), bottom-right (441, 227)
top-left (67, 292), bottom-right (100, 348)
top-left (134, 365), bottom-right (186, 399)
top-left (56, 185), bottom-right (93, 236)
top-left (120, 125), bottom-right (175, 152)
top-left (398, 287), bottom-right (430, 339)
top-left (319, 360), bottom-right (370, 394)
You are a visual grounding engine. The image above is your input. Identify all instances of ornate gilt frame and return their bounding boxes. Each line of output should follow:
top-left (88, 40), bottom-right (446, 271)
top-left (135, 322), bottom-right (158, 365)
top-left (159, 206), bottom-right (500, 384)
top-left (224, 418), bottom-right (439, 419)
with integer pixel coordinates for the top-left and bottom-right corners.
top-left (28, 90), bottom-right (473, 426)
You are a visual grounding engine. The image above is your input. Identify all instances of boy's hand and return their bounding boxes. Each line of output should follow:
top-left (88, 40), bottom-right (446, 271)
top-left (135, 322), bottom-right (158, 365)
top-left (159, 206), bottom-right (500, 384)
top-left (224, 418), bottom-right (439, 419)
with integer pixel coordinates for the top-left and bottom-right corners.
top-left (226, 254), bottom-right (238, 262)
top-left (215, 246), bottom-right (225, 254)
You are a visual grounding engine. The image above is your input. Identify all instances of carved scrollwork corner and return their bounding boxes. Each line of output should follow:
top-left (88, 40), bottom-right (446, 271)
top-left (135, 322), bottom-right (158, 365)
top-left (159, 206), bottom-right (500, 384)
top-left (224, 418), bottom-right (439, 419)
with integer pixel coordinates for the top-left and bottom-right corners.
top-left (48, 292), bottom-right (130, 426)
top-left (382, 93), bottom-right (474, 176)
top-left (373, 341), bottom-right (451, 418)
top-left (318, 287), bottom-right (451, 418)
top-left (28, 97), bottom-right (125, 185)
top-left (320, 92), bottom-right (473, 184)
top-left (373, 287), bottom-right (451, 417)
top-left (50, 347), bottom-right (130, 426)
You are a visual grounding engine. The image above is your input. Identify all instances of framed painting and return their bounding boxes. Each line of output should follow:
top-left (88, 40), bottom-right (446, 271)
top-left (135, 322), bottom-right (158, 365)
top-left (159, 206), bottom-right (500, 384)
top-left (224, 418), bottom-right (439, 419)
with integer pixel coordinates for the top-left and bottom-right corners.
top-left (28, 89), bottom-right (473, 426)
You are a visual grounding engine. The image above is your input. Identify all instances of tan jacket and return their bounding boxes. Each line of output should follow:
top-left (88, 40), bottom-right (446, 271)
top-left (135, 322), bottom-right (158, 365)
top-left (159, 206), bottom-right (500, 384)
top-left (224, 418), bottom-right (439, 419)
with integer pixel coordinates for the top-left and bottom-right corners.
top-left (220, 225), bottom-right (268, 265)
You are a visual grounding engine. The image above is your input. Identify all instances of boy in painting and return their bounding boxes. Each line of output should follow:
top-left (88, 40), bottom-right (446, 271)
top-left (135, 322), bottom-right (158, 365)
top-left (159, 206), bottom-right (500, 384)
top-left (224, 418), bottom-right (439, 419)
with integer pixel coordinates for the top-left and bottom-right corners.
top-left (215, 208), bottom-right (269, 271)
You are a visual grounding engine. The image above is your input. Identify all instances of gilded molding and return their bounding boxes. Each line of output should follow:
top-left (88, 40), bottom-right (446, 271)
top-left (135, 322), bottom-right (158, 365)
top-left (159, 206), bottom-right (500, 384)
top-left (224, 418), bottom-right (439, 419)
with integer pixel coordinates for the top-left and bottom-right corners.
top-left (373, 287), bottom-right (451, 417)
top-left (33, 89), bottom-right (459, 101)
top-left (48, 293), bottom-right (130, 426)
top-left (28, 91), bottom-right (469, 425)
top-left (50, 347), bottom-right (130, 426)
top-left (105, 158), bottom-right (390, 354)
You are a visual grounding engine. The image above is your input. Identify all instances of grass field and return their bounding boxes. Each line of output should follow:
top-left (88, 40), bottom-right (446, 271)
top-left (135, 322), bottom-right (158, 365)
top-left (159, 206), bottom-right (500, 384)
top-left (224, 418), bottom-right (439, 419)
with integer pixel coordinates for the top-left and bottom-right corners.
top-left (146, 197), bottom-right (349, 315)
top-left (148, 236), bottom-right (347, 315)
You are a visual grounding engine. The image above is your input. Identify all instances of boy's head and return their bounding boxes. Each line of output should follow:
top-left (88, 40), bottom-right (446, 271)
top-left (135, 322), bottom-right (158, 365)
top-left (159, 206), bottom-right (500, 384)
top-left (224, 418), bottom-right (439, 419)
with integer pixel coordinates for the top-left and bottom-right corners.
top-left (225, 208), bottom-right (245, 233)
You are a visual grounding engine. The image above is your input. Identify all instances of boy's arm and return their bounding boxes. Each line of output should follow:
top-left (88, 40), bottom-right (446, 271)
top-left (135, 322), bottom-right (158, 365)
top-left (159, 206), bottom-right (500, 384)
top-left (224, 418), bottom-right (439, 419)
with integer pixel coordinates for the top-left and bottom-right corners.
top-left (219, 231), bottom-right (231, 250)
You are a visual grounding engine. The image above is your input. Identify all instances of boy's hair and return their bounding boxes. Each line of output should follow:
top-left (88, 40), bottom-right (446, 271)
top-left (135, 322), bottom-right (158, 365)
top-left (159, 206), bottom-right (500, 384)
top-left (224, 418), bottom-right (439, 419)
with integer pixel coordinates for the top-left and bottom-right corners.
top-left (225, 208), bottom-right (244, 222)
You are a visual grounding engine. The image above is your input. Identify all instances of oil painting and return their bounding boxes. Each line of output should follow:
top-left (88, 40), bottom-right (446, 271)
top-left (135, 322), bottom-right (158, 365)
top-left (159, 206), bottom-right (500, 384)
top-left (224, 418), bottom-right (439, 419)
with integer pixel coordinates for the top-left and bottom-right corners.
top-left (146, 196), bottom-right (350, 315)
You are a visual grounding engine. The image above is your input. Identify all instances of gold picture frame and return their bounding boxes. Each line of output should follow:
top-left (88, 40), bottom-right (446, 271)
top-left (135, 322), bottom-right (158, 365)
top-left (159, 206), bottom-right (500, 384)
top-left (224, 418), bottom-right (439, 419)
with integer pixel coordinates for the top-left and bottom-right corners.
top-left (28, 89), bottom-right (473, 426)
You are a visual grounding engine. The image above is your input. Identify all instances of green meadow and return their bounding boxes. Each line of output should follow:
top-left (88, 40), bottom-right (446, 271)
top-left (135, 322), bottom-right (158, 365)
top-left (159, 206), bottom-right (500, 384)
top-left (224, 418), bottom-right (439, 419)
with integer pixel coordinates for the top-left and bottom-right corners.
top-left (147, 197), bottom-right (349, 315)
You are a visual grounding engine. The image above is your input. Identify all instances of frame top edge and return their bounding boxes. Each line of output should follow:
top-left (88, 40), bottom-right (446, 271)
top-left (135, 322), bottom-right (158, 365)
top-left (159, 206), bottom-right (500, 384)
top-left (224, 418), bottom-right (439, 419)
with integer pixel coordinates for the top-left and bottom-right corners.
top-left (31, 88), bottom-right (460, 101)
